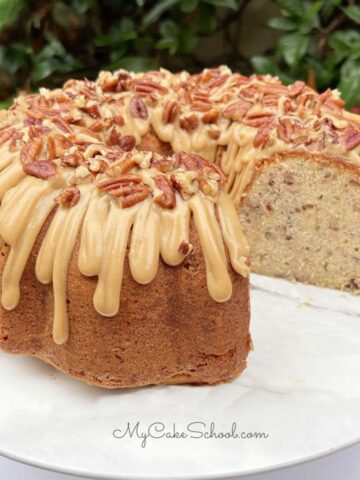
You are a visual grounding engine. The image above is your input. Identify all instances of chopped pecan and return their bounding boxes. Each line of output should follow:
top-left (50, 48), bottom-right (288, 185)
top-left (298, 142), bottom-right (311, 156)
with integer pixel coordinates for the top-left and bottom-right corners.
top-left (119, 187), bottom-right (150, 208)
top-left (151, 154), bottom-right (174, 172)
top-left (119, 135), bottom-right (136, 151)
top-left (89, 120), bottom-right (106, 132)
top-left (244, 111), bottom-right (274, 128)
top-left (222, 100), bottom-right (252, 120)
top-left (162, 100), bottom-right (180, 124)
top-left (81, 103), bottom-right (100, 119)
top-left (208, 163), bottom-right (227, 185)
top-left (107, 126), bottom-right (121, 146)
top-left (55, 186), bottom-right (80, 207)
top-left (202, 109), bottom-right (219, 124)
top-left (277, 118), bottom-right (294, 143)
top-left (132, 79), bottom-right (168, 95)
top-left (175, 151), bottom-right (208, 171)
top-left (97, 174), bottom-right (142, 191)
top-left (153, 175), bottom-right (176, 209)
top-left (129, 96), bottom-right (148, 119)
top-left (208, 129), bottom-right (221, 140)
top-left (180, 114), bottom-right (198, 131)
top-left (192, 101), bottom-right (212, 112)
top-left (62, 151), bottom-right (85, 168)
top-left (198, 177), bottom-right (211, 195)
top-left (0, 128), bottom-right (15, 146)
top-left (113, 115), bottom-right (125, 126)
top-left (288, 80), bottom-right (305, 98)
top-left (253, 119), bottom-right (276, 148)
top-left (108, 158), bottom-right (137, 176)
top-left (52, 117), bottom-right (73, 133)
top-left (20, 138), bottom-right (43, 164)
top-left (178, 239), bottom-right (193, 256)
top-left (23, 160), bottom-right (57, 179)
top-left (343, 127), bottom-right (360, 151)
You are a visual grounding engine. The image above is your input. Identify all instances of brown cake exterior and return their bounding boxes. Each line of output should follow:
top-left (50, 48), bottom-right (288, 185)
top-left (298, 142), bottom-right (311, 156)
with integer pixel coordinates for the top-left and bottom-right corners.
top-left (0, 220), bottom-right (250, 388)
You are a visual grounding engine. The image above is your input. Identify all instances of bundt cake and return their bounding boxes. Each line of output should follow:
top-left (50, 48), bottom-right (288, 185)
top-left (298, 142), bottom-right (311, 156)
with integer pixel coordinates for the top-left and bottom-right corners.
top-left (0, 64), bottom-right (359, 387)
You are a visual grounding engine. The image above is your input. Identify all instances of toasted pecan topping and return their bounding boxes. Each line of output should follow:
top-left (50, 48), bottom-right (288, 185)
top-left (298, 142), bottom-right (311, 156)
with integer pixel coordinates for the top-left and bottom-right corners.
top-left (119, 135), bottom-right (136, 151)
top-left (162, 100), bottom-right (180, 124)
top-left (202, 109), bottom-right (219, 124)
top-left (343, 127), bottom-right (360, 151)
top-left (55, 186), bottom-right (80, 207)
top-left (23, 160), bottom-right (57, 179)
top-left (178, 240), bottom-right (193, 256)
top-left (129, 96), bottom-right (148, 119)
top-left (20, 138), bottom-right (43, 164)
top-left (180, 114), bottom-right (198, 131)
top-left (153, 175), bottom-right (176, 209)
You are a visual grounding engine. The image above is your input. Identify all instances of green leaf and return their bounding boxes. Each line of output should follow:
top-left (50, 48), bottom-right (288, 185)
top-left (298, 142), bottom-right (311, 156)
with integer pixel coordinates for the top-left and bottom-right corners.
top-left (142, 0), bottom-right (180, 29)
top-left (275, 0), bottom-right (304, 17)
top-left (1, 43), bottom-right (32, 74)
top-left (267, 16), bottom-right (296, 31)
top-left (110, 56), bottom-right (156, 73)
top-left (31, 34), bottom-right (83, 82)
top-left (52, 2), bottom-right (78, 30)
top-left (308, 58), bottom-right (333, 90)
top-left (0, 0), bottom-right (26, 32)
top-left (95, 18), bottom-right (137, 47)
top-left (156, 20), bottom-right (179, 54)
top-left (203, 0), bottom-right (238, 9)
top-left (338, 58), bottom-right (360, 108)
top-left (73, 0), bottom-right (94, 15)
top-left (180, 0), bottom-right (198, 13)
top-left (198, 3), bottom-right (217, 34)
top-left (278, 33), bottom-right (309, 67)
top-left (342, 6), bottom-right (360, 25)
top-left (251, 56), bottom-right (278, 75)
top-left (329, 30), bottom-right (360, 51)
top-left (178, 26), bottom-right (198, 54)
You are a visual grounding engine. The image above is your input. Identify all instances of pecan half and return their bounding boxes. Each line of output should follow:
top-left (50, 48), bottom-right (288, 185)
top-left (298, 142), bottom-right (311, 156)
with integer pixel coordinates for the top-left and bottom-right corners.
top-left (175, 151), bottom-right (208, 171)
top-left (222, 100), bottom-right (252, 120)
top-left (277, 118), bottom-right (294, 143)
top-left (97, 174), bottom-right (142, 191)
top-left (52, 117), bottom-right (73, 133)
top-left (132, 79), bottom-right (168, 95)
top-left (202, 109), bottom-right (219, 124)
top-left (178, 239), bottom-right (193, 256)
top-left (153, 175), bottom-right (176, 209)
top-left (162, 100), bottom-right (180, 124)
top-left (129, 96), bottom-right (148, 119)
top-left (0, 128), bottom-right (15, 146)
top-left (253, 119), bottom-right (276, 148)
top-left (343, 127), bottom-right (360, 151)
top-left (151, 154), bottom-right (174, 172)
top-left (62, 151), bottom-right (85, 168)
top-left (81, 103), bottom-right (100, 119)
top-left (55, 186), bottom-right (80, 207)
top-left (120, 187), bottom-right (150, 208)
top-left (119, 135), bottom-right (136, 151)
top-left (20, 138), bottom-right (43, 164)
top-left (23, 160), bottom-right (57, 179)
top-left (179, 114), bottom-right (198, 131)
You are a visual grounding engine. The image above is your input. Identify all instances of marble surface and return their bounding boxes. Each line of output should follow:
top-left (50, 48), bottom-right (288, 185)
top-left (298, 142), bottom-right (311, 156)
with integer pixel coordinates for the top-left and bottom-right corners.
top-left (0, 274), bottom-right (359, 479)
top-left (1, 443), bottom-right (360, 480)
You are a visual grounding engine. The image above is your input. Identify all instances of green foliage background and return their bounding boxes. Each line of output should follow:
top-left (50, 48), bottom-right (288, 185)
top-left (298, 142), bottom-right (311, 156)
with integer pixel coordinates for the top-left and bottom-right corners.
top-left (0, 0), bottom-right (359, 109)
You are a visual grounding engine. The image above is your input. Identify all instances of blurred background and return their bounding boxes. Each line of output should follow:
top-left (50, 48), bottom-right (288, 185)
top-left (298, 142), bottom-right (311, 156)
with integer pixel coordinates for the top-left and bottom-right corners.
top-left (0, 0), bottom-right (359, 110)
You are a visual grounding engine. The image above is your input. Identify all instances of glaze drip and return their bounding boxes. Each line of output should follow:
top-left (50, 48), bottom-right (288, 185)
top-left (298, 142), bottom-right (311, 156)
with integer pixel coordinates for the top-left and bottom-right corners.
top-left (0, 148), bottom-right (249, 344)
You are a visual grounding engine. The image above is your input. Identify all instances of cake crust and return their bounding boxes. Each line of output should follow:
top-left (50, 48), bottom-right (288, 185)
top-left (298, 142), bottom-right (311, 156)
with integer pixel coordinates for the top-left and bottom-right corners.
top-left (0, 220), bottom-right (251, 388)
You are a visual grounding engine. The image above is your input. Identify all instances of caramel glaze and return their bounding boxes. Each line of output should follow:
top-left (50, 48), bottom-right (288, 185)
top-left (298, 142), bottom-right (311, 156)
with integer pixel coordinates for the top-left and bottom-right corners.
top-left (0, 148), bottom-right (249, 344)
